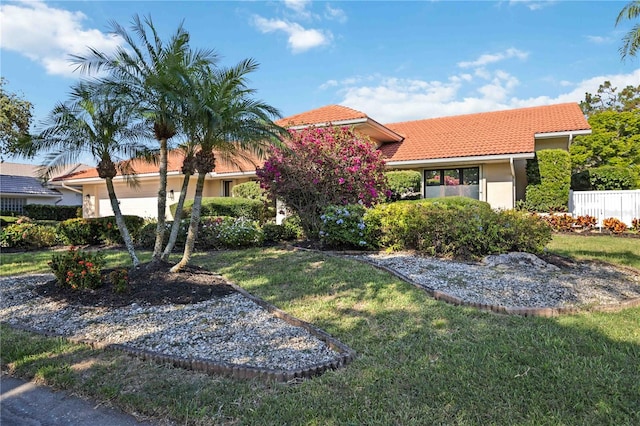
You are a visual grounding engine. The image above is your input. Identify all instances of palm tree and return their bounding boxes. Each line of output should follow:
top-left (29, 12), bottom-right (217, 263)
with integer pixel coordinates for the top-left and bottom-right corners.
top-left (71, 15), bottom-right (217, 262)
top-left (616, 1), bottom-right (640, 60)
top-left (170, 59), bottom-right (285, 272)
top-left (38, 83), bottom-right (149, 266)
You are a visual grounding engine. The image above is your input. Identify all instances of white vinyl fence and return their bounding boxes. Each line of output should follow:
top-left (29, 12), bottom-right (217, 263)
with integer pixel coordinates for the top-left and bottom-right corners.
top-left (569, 190), bottom-right (640, 226)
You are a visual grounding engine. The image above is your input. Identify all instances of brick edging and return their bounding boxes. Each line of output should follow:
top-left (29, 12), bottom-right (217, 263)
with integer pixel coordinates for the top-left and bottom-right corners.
top-left (3, 276), bottom-right (356, 383)
top-left (350, 255), bottom-right (640, 317)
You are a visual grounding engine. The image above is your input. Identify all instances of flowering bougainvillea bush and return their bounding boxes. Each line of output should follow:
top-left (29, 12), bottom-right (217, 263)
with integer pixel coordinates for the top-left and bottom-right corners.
top-left (49, 247), bottom-right (105, 290)
top-left (320, 204), bottom-right (370, 249)
top-left (257, 126), bottom-right (389, 238)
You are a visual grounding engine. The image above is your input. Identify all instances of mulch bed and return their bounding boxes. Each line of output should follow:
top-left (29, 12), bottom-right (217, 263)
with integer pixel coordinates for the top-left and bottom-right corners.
top-left (35, 261), bottom-right (238, 308)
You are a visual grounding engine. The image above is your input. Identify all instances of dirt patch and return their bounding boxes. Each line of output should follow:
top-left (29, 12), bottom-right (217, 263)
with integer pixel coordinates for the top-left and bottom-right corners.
top-left (34, 261), bottom-right (237, 308)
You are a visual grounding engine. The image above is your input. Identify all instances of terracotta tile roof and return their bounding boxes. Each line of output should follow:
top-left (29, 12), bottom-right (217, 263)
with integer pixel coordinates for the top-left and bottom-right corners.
top-left (276, 105), bottom-right (369, 127)
top-left (380, 103), bottom-right (590, 162)
top-left (59, 150), bottom-right (262, 181)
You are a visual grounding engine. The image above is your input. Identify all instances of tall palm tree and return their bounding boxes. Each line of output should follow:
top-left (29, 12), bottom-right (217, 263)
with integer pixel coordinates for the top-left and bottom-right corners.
top-left (617, 1), bottom-right (640, 60)
top-left (71, 15), bottom-right (217, 262)
top-left (38, 83), bottom-right (148, 267)
top-left (170, 59), bottom-right (285, 272)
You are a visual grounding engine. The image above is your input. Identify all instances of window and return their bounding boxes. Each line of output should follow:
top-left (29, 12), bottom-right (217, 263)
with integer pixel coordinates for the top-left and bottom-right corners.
top-left (0, 197), bottom-right (25, 214)
top-left (424, 167), bottom-right (480, 199)
top-left (223, 180), bottom-right (233, 197)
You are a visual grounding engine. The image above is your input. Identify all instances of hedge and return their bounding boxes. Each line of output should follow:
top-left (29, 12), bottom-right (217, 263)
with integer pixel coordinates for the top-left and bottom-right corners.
top-left (364, 198), bottom-right (551, 258)
top-left (23, 204), bottom-right (81, 221)
top-left (171, 197), bottom-right (264, 221)
top-left (571, 166), bottom-right (635, 191)
top-left (525, 149), bottom-right (571, 212)
top-left (57, 216), bottom-right (145, 245)
top-left (231, 181), bottom-right (266, 200)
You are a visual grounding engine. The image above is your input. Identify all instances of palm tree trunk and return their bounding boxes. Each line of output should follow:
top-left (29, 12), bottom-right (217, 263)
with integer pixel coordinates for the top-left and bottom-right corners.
top-left (161, 171), bottom-right (192, 261)
top-left (170, 171), bottom-right (205, 273)
top-left (152, 137), bottom-right (168, 260)
top-left (105, 177), bottom-right (140, 267)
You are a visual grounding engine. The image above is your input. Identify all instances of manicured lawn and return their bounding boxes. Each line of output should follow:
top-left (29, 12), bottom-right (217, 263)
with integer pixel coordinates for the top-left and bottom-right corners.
top-left (547, 233), bottom-right (640, 270)
top-left (2, 245), bottom-right (639, 425)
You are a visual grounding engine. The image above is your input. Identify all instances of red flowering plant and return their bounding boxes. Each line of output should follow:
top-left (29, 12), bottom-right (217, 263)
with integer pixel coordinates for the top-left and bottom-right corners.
top-left (257, 126), bottom-right (390, 238)
top-left (49, 247), bottom-right (105, 290)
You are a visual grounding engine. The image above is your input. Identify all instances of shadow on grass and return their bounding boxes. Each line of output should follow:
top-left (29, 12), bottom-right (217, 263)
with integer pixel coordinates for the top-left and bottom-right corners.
top-left (3, 247), bottom-right (640, 425)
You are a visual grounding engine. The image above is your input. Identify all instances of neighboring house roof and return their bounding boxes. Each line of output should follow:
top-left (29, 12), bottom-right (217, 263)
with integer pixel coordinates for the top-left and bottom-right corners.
top-left (0, 162), bottom-right (92, 179)
top-left (0, 175), bottom-right (61, 197)
top-left (58, 150), bottom-right (262, 182)
top-left (381, 103), bottom-right (590, 162)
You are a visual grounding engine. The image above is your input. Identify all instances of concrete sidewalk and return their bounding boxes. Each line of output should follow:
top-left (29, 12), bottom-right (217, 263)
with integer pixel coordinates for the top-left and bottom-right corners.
top-left (1, 375), bottom-right (158, 425)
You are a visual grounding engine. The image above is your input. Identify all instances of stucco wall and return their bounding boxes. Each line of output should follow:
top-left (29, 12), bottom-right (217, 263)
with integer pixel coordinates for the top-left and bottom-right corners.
top-left (483, 162), bottom-right (514, 209)
top-left (535, 137), bottom-right (569, 151)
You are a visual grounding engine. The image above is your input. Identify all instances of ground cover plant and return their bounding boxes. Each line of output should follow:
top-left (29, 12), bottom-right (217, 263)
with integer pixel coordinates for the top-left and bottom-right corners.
top-left (2, 242), bottom-right (640, 425)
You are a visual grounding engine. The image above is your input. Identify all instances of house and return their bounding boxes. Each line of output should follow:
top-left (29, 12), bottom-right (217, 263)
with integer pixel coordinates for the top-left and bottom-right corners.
top-left (0, 162), bottom-right (91, 214)
top-left (55, 103), bottom-right (590, 219)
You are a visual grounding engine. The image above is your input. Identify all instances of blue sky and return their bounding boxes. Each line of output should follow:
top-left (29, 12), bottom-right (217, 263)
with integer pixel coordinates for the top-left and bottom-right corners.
top-left (1, 0), bottom-right (639, 145)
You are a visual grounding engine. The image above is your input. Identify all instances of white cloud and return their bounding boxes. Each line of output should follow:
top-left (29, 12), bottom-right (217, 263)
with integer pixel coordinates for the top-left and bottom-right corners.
top-left (326, 68), bottom-right (640, 123)
top-left (585, 35), bottom-right (613, 44)
top-left (508, 0), bottom-right (556, 11)
top-left (458, 48), bottom-right (529, 68)
top-left (325, 5), bottom-right (347, 23)
top-left (284, 0), bottom-right (311, 14)
top-left (252, 16), bottom-right (331, 53)
top-left (0, 0), bottom-right (122, 78)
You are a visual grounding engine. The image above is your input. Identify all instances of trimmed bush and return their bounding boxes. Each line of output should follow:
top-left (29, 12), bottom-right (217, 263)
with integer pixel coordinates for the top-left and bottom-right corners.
top-left (320, 204), bottom-right (369, 249)
top-left (0, 223), bottom-right (58, 249)
top-left (571, 166), bottom-right (635, 190)
top-left (385, 170), bottom-right (422, 201)
top-left (231, 181), bottom-right (266, 200)
top-left (172, 197), bottom-right (264, 221)
top-left (57, 216), bottom-right (145, 246)
top-left (196, 216), bottom-right (263, 249)
top-left (23, 204), bottom-right (80, 221)
top-left (525, 149), bottom-right (571, 212)
top-left (261, 222), bottom-right (298, 243)
top-left (364, 199), bottom-right (551, 258)
top-left (49, 247), bottom-right (105, 290)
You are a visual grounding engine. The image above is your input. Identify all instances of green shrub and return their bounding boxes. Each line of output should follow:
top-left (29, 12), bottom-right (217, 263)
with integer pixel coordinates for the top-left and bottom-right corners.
top-left (23, 204), bottom-right (80, 221)
top-left (57, 216), bottom-right (144, 246)
top-left (281, 215), bottom-right (304, 240)
top-left (109, 269), bottom-right (130, 294)
top-left (172, 197), bottom-right (264, 221)
top-left (0, 223), bottom-right (58, 249)
top-left (0, 216), bottom-right (19, 226)
top-left (571, 166), bottom-right (635, 190)
top-left (320, 204), bottom-right (370, 249)
top-left (49, 247), bottom-right (105, 290)
top-left (194, 216), bottom-right (263, 249)
top-left (364, 199), bottom-right (551, 258)
top-left (384, 170), bottom-right (422, 201)
top-left (261, 222), bottom-right (299, 244)
top-left (231, 181), bottom-right (266, 200)
top-left (525, 149), bottom-right (571, 212)
top-left (136, 221), bottom-right (171, 249)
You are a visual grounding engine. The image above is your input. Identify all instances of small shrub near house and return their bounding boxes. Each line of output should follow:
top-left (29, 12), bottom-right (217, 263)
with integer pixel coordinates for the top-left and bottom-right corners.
top-left (571, 166), bottom-right (636, 191)
top-left (23, 204), bottom-right (80, 221)
top-left (197, 216), bottom-right (263, 248)
top-left (320, 204), bottom-right (370, 249)
top-left (231, 181), bottom-right (266, 200)
top-left (57, 216), bottom-right (144, 246)
top-left (0, 222), bottom-right (58, 249)
top-left (364, 198), bottom-right (551, 258)
top-left (173, 197), bottom-right (265, 222)
top-left (49, 247), bottom-right (105, 290)
top-left (261, 222), bottom-right (299, 244)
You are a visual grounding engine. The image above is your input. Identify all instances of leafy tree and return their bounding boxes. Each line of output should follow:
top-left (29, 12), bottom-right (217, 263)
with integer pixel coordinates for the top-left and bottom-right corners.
top-left (616, 1), bottom-right (640, 60)
top-left (579, 81), bottom-right (640, 118)
top-left (571, 110), bottom-right (640, 185)
top-left (36, 83), bottom-right (149, 266)
top-left (71, 15), bottom-right (217, 262)
top-left (170, 59), bottom-right (283, 273)
top-left (0, 78), bottom-right (33, 159)
top-left (257, 126), bottom-right (390, 238)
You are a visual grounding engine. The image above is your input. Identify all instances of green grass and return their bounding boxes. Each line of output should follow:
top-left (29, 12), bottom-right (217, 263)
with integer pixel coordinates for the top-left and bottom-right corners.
top-left (547, 233), bottom-right (640, 270)
top-left (0, 249), bottom-right (153, 276)
top-left (2, 245), bottom-right (640, 425)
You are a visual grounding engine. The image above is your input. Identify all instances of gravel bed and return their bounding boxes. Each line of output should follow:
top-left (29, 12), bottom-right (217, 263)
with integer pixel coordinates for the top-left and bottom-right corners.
top-left (0, 274), bottom-right (340, 371)
top-left (352, 252), bottom-right (640, 309)
top-left (2, 253), bottom-right (639, 372)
